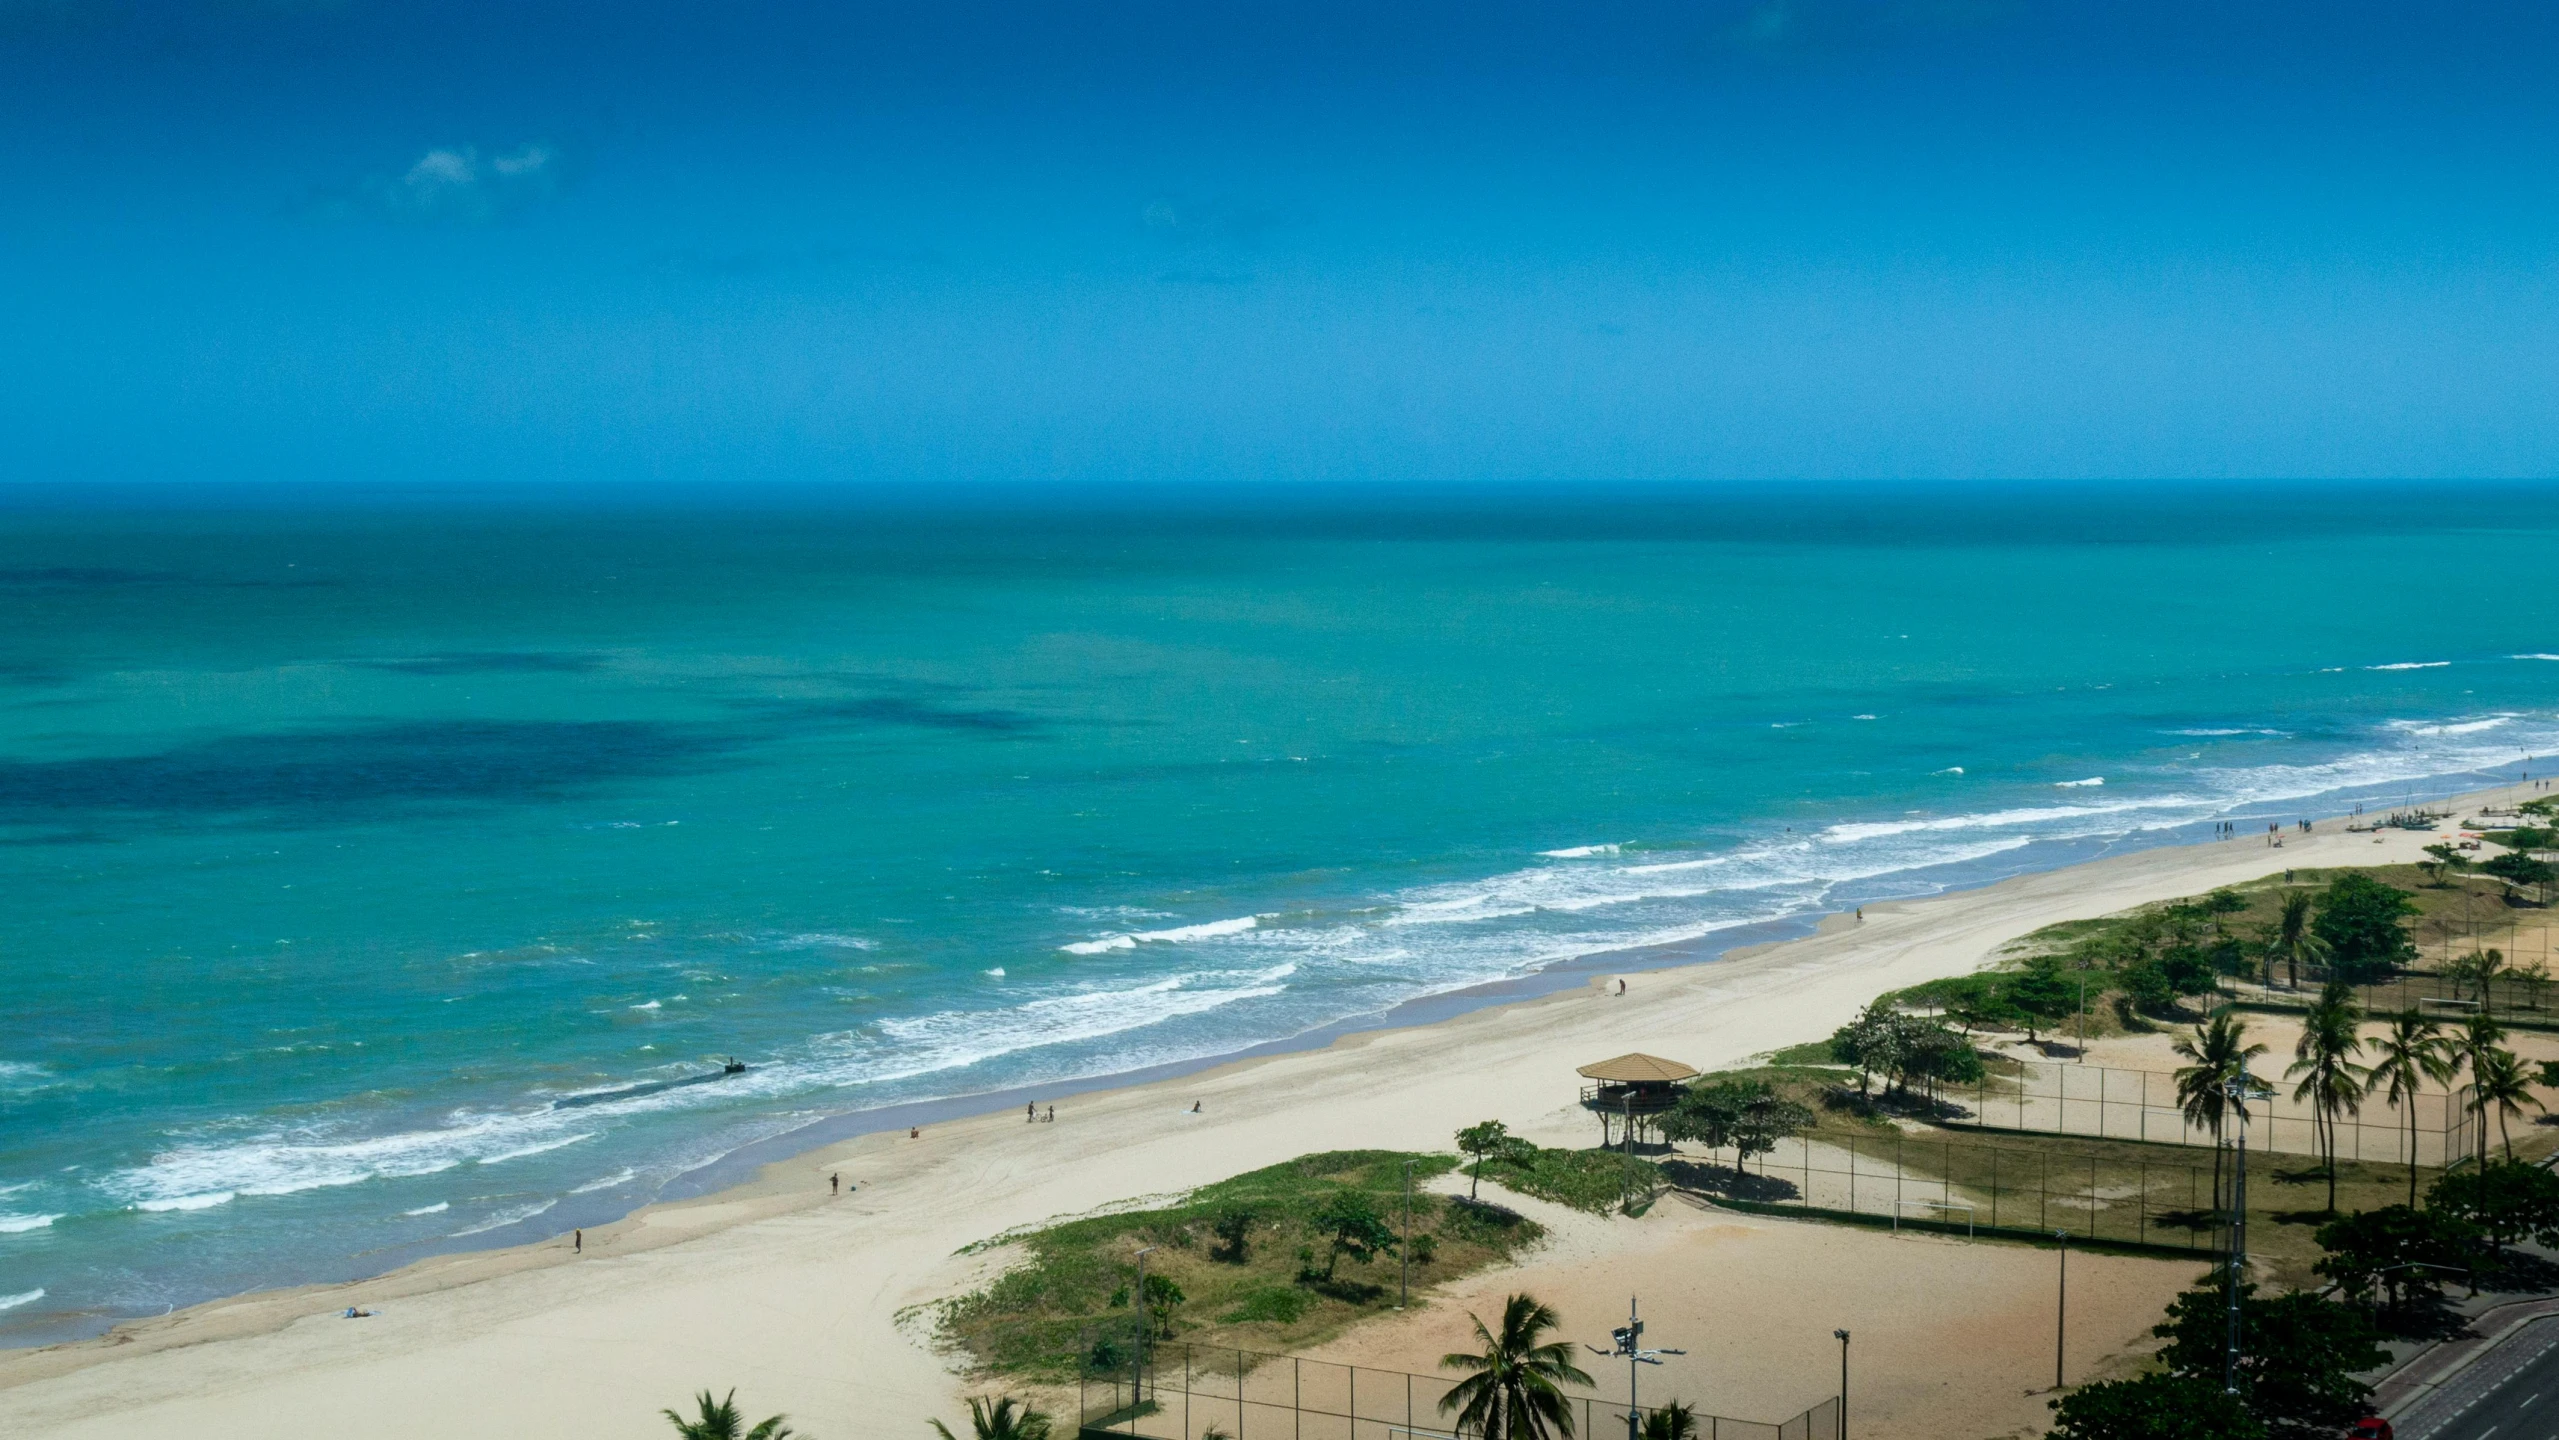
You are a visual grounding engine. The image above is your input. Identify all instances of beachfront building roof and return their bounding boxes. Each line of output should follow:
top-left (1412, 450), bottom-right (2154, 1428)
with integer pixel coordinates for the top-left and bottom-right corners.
top-left (1575, 1052), bottom-right (1701, 1085)
top-left (1576, 1052), bottom-right (1698, 1152)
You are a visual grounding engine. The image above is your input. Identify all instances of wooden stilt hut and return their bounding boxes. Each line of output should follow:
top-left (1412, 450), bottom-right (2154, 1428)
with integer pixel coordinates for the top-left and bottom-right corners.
top-left (1576, 1052), bottom-right (1699, 1153)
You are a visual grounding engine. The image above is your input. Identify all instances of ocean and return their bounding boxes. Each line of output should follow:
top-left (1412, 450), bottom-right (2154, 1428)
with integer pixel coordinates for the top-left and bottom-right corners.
top-left (4, 480), bottom-right (2558, 1345)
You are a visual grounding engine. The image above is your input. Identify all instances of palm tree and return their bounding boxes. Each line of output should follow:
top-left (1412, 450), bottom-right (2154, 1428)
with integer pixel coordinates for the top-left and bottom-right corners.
top-left (930, 1395), bottom-right (1051, 1440)
top-left (664, 1390), bottom-right (800, 1440)
top-left (1641, 1400), bottom-right (1701, 1440)
top-left (1439, 1293), bottom-right (1594, 1440)
top-left (2173, 1010), bottom-right (2267, 1209)
top-left (2456, 1010), bottom-right (2512, 1165)
top-left (2286, 981), bottom-right (2369, 1214)
top-left (2266, 890), bottom-right (2329, 989)
top-left (2368, 1012), bottom-right (2455, 1205)
top-left (2471, 1046), bottom-right (2546, 1161)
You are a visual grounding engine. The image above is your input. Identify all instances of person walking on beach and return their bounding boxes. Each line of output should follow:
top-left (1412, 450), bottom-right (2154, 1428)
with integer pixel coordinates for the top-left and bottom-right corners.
top-left (573, 1229), bottom-right (582, 1253)
top-left (830, 1172), bottom-right (839, 1196)
top-left (1027, 1102), bottom-right (1037, 1123)
top-left (1044, 1105), bottom-right (1055, 1123)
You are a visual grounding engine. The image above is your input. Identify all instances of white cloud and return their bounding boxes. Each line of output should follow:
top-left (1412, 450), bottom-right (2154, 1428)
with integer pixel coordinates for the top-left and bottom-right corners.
top-left (318, 142), bottom-right (567, 225)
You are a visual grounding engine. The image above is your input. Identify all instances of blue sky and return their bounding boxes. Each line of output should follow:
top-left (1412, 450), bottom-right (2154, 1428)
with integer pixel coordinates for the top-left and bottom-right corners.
top-left (5, 0), bottom-right (2558, 484)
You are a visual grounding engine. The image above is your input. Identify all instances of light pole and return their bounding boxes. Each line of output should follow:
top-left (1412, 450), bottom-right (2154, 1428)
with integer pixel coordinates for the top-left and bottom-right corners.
top-left (2052, 1230), bottom-right (2068, 1391)
top-left (1133, 1245), bottom-right (1158, 1410)
top-left (1587, 1296), bottom-right (1684, 1440)
top-left (1399, 1158), bottom-right (1414, 1309)
top-left (2220, 1076), bottom-right (2270, 1395)
top-left (1834, 1329), bottom-right (1850, 1440)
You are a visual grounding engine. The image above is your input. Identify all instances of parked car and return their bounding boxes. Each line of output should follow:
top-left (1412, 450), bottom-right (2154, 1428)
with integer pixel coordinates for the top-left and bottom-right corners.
top-left (2348, 1418), bottom-right (2394, 1440)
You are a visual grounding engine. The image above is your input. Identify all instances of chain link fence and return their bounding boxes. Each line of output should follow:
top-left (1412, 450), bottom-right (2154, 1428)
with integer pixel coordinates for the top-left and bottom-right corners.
top-left (1076, 1341), bottom-right (1840, 1440)
top-left (1942, 1059), bottom-right (2477, 1167)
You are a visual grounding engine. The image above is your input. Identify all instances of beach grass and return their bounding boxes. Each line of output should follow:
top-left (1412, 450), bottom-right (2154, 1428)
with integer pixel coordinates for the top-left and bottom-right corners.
top-left (937, 1149), bottom-right (1546, 1379)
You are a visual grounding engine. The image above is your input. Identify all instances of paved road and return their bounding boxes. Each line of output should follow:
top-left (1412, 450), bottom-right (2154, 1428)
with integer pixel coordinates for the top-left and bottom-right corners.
top-left (2408, 1316), bottom-right (2559, 1440)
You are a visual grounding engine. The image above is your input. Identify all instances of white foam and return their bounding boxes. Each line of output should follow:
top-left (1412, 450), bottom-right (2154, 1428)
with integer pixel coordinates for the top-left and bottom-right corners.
top-left (629, 1000), bottom-right (661, 1011)
top-left (451, 1199), bottom-right (556, 1237)
top-left (2368, 661), bottom-right (2451, 671)
top-left (775, 933), bottom-right (877, 951)
top-left (1063, 915), bottom-right (1262, 953)
top-left (1852, 714), bottom-right (1879, 721)
top-left (2514, 654), bottom-right (2559, 662)
top-left (0, 1289), bottom-right (43, 1312)
top-left (403, 1202), bottom-right (450, 1216)
top-left (0, 1213), bottom-right (61, 1233)
top-left (983, 967), bottom-right (1006, 977)
top-left (570, 1169), bottom-right (637, 1194)
top-left (2387, 715), bottom-right (2516, 737)
top-left (1540, 843), bottom-right (1622, 858)
top-left (2055, 777), bottom-right (2105, 787)
top-left (1934, 766), bottom-right (1963, 775)
top-left (136, 1192), bottom-right (235, 1212)
top-left (478, 1134), bottom-right (592, 1165)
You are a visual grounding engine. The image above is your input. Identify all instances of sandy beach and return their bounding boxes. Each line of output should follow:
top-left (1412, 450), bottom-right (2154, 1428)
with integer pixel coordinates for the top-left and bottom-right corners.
top-left (0, 788), bottom-right (2524, 1437)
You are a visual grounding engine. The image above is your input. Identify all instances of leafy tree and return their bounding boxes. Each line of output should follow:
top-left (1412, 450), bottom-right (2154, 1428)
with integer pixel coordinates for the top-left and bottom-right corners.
top-left (1828, 1003), bottom-right (1901, 1095)
top-left (1136, 1273), bottom-right (1186, 1337)
top-left (2203, 888), bottom-right (2251, 936)
top-left (2264, 890), bottom-right (2329, 989)
top-left (2443, 948), bottom-right (2505, 1005)
top-left (2174, 1010), bottom-right (2268, 1208)
top-left (2312, 873), bottom-right (2418, 983)
top-left (666, 1390), bottom-right (801, 1440)
top-left (1209, 1206), bottom-right (1256, 1264)
top-left (2367, 1013), bottom-right (2454, 1206)
top-left (2285, 981), bottom-right (2369, 1213)
top-left (1311, 1187), bottom-right (1398, 1279)
top-left (1949, 985), bottom-right (2023, 1036)
top-left (2481, 850), bottom-right (2554, 901)
top-left (2006, 955), bottom-right (2080, 1043)
top-left (2161, 946), bottom-right (2221, 1000)
top-left (2047, 1373), bottom-right (2266, 1440)
top-left (1827, 1007), bottom-right (1980, 1099)
top-left (2511, 955), bottom-right (2552, 1012)
top-left (2152, 1285), bottom-right (2384, 1437)
top-left (1438, 1293), bottom-right (1593, 1440)
top-left (2427, 1160), bottom-right (2559, 1254)
top-left (2420, 843), bottom-right (2468, 887)
top-left (1661, 1079), bottom-right (1812, 1169)
top-left (1639, 1399), bottom-right (1699, 1440)
top-left (929, 1395), bottom-right (1052, 1440)
top-left (2314, 1205), bottom-right (2472, 1319)
top-left (1901, 1020), bottom-right (1984, 1097)
top-left (1456, 1121), bottom-right (1510, 1200)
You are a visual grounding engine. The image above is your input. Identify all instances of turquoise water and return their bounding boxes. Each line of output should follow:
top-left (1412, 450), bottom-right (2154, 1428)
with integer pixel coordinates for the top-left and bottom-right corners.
top-left (5, 481), bottom-right (2559, 1343)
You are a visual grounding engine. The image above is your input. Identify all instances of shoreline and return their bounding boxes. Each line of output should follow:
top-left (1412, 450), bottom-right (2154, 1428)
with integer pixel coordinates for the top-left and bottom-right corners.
top-left (0, 776), bottom-right (2539, 1432)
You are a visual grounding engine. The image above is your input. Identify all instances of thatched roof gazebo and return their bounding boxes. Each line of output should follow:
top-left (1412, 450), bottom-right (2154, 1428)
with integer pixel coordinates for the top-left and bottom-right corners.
top-left (1576, 1052), bottom-right (1699, 1151)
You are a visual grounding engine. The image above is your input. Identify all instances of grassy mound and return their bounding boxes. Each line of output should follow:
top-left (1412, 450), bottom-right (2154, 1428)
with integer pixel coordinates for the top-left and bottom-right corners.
top-left (938, 1149), bottom-right (1545, 1379)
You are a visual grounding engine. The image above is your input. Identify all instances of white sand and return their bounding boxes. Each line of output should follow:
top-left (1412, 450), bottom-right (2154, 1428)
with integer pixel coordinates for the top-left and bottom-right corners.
top-left (0, 795), bottom-right (2503, 1437)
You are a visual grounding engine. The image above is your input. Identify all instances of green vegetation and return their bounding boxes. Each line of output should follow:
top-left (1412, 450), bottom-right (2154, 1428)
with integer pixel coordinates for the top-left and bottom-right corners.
top-left (937, 1150), bottom-right (1542, 1378)
top-left (1472, 1135), bottom-right (1661, 1213)
top-left (1436, 1293), bottom-right (1592, 1440)
top-left (662, 1390), bottom-right (801, 1440)
top-left (929, 1395), bottom-right (1053, 1440)
top-left (2311, 872), bottom-right (2419, 982)
top-left (2048, 1373), bottom-right (2266, 1440)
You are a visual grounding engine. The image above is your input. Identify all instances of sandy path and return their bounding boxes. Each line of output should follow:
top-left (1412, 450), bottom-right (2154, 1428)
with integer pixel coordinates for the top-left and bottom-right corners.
top-left (1293, 1175), bottom-right (2201, 1440)
top-left (0, 802), bottom-right (2481, 1437)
